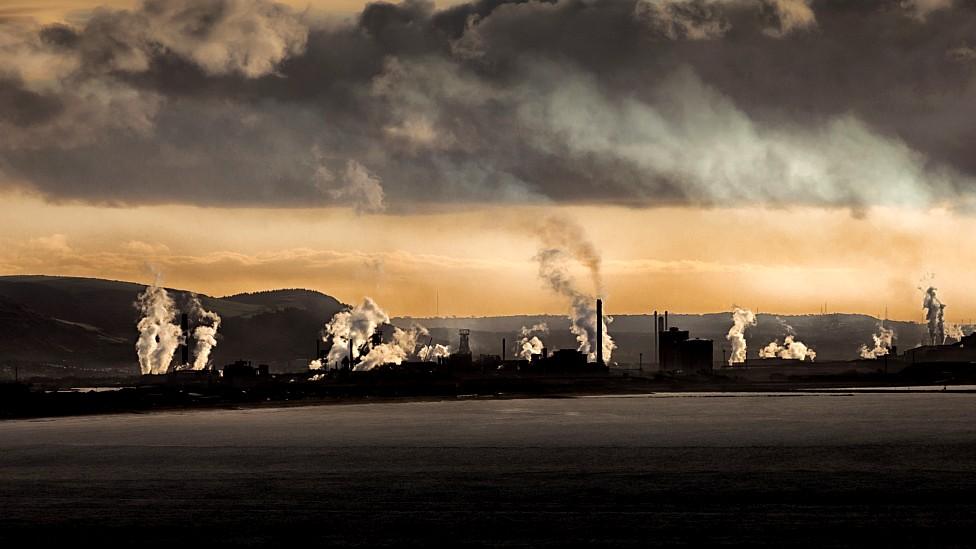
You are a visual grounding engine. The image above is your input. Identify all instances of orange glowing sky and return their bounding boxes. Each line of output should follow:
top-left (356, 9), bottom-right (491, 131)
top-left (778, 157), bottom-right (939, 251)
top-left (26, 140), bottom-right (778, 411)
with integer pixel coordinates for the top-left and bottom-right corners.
top-left (2, 189), bottom-right (973, 321)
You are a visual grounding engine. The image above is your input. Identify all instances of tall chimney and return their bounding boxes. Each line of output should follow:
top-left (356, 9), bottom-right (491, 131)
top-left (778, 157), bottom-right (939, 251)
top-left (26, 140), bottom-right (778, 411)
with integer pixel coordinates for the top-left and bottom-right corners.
top-left (596, 298), bottom-right (604, 366)
top-left (664, 310), bottom-right (669, 331)
top-left (657, 316), bottom-right (665, 364)
top-left (502, 338), bottom-right (506, 360)
top-left (348, 338), bottom-right (354, 370)
top-left (653, 310), bottom-right (658, 366)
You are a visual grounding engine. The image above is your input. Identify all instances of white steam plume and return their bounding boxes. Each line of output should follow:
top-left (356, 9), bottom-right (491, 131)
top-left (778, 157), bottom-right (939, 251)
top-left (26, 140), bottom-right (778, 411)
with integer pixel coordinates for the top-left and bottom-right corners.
top-left (530, 216), bottom-right (615, 363)
top-left (921, 285), bottom-right (945, 344)
top-left (418, 343), bottom-right (451, 361)
top-left (516, 323), bottom-right (548, 360)
top-left (314, 296), bottom-right (390, 369)
top-left (945, 322), bottom-right (965, 343)
top-left (726, 306), bottom-right (756, 365)
top-left (759, 335), bottom-right (817, 361)
top-left (188, 294), bottom-right (221, 370)
top-left (134, 280), bottom-right (182, 375)
top-left (860, 325), bottom-right (895, 359)
top-left (310, 296), bottom-right (428, 371)
top-left (357, 324), bottom-right (427, 370)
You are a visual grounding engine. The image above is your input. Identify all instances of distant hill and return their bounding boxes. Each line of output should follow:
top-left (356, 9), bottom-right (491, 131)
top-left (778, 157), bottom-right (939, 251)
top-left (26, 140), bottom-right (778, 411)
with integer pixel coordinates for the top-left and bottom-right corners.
top-left (0, 276), bottom-right (344, 379)
top-left (0, 275), bottom-right (939, 379)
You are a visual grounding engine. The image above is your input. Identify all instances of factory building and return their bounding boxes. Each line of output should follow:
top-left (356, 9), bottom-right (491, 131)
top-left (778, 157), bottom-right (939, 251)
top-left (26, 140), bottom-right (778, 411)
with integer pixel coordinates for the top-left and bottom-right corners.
top-left (902, 332), bottom-right (976, 364)
top-left (657, 324), bottom-right (714, 374)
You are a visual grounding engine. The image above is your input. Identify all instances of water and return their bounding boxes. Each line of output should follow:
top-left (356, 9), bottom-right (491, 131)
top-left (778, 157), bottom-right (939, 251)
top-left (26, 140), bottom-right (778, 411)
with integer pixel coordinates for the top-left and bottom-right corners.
top-left (2, 393), bottom-right (975, 547)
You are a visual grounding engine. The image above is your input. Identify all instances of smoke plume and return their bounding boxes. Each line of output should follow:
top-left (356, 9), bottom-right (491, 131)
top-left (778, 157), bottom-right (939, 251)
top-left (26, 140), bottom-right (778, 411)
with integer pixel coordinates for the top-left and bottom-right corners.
top-left (187, 294), bottom-right (221, 370)
top-left (860, 325), bottom-right (895, 359)
top-left (531, 216), bottom-right (615, 363)
top-left (945, 322), bottom-right (965, 343)
top-left (516, 322), bottom-right (548, 360)
top-left (418, 343), bottom-right (451, 361)
top-left (134, 280), bottom-right (182, 375)
top-left (316, 296), bottom-right (390, 369)
top-left (922, 285), bottom-right (946, 344)
top-left (759, 335), bottom-right (817, 361)
top-left (726, 306), bottom-right (756, 365)
top-left (357, 324), bottom-right (427, 371)
top-left (311, 296), bottom-right (428, 371)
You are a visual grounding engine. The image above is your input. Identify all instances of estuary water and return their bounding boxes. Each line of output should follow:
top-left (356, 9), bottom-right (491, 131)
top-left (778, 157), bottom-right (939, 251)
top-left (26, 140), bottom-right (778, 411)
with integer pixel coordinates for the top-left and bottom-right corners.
top-left (2, 392), bottom-right (975, 547)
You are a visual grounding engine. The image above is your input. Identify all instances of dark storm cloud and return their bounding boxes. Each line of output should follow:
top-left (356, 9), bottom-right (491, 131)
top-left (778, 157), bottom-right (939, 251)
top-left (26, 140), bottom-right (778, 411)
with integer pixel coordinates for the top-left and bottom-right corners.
top-left (0, 0), bottom-right (975, 210)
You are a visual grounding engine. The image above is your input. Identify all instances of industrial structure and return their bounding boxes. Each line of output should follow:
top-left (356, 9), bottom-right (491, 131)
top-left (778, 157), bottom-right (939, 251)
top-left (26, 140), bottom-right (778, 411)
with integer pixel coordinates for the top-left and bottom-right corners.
top-left (650, 310), bottom-right (715, 375)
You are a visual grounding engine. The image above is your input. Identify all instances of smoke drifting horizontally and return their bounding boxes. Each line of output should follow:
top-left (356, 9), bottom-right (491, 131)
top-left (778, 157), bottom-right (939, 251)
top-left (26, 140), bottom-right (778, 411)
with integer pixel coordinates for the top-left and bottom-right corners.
top-left (134, 280), bottom-right (181, 375)
top-left (4, 0), bottom-right (976, 211)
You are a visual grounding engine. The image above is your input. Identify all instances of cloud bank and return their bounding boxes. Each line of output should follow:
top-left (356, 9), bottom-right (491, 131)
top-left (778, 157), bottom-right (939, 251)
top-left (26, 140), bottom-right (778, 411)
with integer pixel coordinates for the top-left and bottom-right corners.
top-left (1, 0), bottom-right (975, 210)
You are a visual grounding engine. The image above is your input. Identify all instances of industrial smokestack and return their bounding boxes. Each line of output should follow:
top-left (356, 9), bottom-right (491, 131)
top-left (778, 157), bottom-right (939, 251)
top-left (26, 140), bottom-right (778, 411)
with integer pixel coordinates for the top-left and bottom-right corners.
top-left (665, 310), bottom-right (669, 330)
top-left (596, 298), bottom-right (604, 366)
top-left (348, 338), bottom-right (353, 370)
top-left (502, 338), bottom-right (506, 360)
top-left (653, 310), bottom-right (658, 366)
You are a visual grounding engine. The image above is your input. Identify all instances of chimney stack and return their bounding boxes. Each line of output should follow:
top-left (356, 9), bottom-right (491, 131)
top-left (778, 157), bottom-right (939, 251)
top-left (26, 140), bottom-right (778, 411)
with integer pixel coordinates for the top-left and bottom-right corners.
top-left (596, 298), bottom-right (604, 366)
top-left (653, 310), bottom-right (658, 366)
top-left (502, 338), bottom-right (506, 360)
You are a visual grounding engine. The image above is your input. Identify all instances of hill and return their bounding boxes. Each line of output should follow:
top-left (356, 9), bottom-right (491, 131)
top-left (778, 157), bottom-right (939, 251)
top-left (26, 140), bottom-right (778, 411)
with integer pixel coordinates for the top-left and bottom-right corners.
top-left (0, 276), bottom-right (344, 379)
top-left (0, 275), bottom-right (934, 379)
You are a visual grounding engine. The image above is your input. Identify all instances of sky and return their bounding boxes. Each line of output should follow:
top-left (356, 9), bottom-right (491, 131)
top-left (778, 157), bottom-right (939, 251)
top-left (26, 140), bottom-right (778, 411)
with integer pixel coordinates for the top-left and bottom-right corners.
top-left (1, 0), bottom-right (975, 321)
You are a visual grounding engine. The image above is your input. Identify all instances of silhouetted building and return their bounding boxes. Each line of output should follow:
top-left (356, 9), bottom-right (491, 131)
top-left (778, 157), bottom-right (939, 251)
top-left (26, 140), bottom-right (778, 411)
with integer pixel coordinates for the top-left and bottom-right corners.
top-left (659, 326), bottom-right (714, 374)
top-left (681, 339), bottom-right (714, 373)
top-left (458, 329), bottom-right (471, 355)
top-left (223, 360), bottom-right (259, 388)
top-left (903, 332), bottom-right (976, 364)
top-left (659, 327), bottom-right (689, 371)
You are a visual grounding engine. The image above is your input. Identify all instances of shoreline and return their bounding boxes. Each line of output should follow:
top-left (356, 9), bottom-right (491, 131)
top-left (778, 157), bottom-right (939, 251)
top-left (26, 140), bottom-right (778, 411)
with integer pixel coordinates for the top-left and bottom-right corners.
top-left (4, 376), bottom-right (975, 421)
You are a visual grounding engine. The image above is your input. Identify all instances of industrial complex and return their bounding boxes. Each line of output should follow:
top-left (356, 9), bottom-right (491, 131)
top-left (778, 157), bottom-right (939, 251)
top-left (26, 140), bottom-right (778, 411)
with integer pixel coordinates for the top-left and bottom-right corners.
top-left (4, 289), bottom-right (976, 420)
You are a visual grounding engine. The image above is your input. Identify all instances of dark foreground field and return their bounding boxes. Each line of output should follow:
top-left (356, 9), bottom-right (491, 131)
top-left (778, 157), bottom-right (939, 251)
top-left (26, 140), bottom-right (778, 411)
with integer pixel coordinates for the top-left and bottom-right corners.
top-left (1, 393), bottom-right (975, 547)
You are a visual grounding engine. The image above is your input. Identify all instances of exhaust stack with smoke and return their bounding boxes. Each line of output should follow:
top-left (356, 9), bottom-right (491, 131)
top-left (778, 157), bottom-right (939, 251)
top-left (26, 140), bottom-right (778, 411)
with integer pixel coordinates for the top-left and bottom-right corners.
top-left (530, 216), bottom-right (615, 363)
